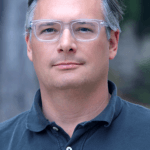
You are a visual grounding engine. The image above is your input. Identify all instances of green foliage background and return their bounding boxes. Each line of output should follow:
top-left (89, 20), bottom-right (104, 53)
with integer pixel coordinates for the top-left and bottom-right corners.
top-left (116, 0), bottom-right (150, 107)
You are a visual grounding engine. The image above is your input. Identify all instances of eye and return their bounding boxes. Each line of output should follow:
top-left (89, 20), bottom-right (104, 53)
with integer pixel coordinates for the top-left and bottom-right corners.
top-left (42, 28), bottom-right (57, 34)
top-left (77, 27), bottom-right (93, 33)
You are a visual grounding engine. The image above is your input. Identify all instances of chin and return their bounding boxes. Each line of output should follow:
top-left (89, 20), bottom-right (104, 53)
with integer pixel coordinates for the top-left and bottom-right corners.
top-left (52, 77), bottom-right (86, 90)
top-left (55, 82), bottom-right (82, 90)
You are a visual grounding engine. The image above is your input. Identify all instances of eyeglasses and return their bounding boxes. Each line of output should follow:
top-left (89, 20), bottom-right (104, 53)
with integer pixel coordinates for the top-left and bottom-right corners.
top-left (30, 19), bottom-right (108, 42)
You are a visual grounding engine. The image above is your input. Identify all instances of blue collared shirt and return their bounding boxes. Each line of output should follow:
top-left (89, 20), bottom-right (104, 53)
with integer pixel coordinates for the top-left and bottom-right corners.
top-left (0, 81), bottom-right (150, 150)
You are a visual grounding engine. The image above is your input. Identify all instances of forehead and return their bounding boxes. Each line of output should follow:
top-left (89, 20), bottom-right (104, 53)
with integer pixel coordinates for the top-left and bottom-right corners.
top-left (34, 0), bottom-right (104, 21)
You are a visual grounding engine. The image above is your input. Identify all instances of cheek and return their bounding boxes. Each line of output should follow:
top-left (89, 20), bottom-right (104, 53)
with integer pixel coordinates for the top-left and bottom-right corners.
top-left (32, 41), bottom-right (55, 63)
top-left (31, 43), bottom-right (57, 79)
top-left (31, 43), bottom-right (56, 83)
top-left (31, 32), bottom-right (57, 60)
top-left (83, 39), bottom-right (109, 65)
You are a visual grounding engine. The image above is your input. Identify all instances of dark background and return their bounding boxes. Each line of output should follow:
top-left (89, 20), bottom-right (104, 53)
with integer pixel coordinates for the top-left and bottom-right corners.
top-left (1, 0), bottom-right (150, 122)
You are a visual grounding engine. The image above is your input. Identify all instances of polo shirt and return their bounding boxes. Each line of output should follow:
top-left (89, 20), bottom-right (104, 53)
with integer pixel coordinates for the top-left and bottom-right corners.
top-left (0, 80), bottom-right (150, 150)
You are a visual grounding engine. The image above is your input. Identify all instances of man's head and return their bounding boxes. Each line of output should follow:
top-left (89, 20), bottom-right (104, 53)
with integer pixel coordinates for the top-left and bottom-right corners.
top-left (25, 0), bottom-right (123, 91)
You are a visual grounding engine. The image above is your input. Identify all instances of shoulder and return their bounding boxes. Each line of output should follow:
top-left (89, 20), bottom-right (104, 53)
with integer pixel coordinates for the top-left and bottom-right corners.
top-left (112, 98), bottom-right (150, 146)
top-left (121, 98), bottom-right (150, 118)
top-left (118, 97), bottom-right (150, 129)
top-left (0, 110), bottom-right (29, 130)
top-left (0, 111), bottom-right (29, 147)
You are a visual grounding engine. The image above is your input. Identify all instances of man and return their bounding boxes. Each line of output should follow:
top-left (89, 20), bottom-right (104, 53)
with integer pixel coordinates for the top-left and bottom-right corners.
top-left (0, 0), bottom-right (150, 149)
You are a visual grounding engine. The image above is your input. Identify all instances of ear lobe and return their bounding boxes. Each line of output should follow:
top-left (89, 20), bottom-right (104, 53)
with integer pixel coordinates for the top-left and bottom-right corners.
top-left (109, 29), bottom-right (120, 60)
top-left (25, 34), bottom-right (33, 62)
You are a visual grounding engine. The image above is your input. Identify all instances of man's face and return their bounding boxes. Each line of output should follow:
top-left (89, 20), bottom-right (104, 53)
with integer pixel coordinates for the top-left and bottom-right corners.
top-left (26, 0), bottom-right (119, 90)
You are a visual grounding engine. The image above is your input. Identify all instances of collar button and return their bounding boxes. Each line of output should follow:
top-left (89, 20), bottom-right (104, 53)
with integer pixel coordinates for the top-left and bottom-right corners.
top-left (66, 147), bottom-right (72, 150)
top-left (52, 127), bottom-right (59, 131)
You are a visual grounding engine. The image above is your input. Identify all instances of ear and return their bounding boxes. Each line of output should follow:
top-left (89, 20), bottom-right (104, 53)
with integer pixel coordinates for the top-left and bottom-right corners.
top-left (109, 29), bottom-right (120, 60)
top-left (25, 34), bottom-right (33, 62)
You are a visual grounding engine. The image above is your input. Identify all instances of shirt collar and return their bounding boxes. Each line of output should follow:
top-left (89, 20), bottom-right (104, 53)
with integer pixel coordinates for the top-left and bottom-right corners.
top-left (26, 90), bottom-right (49, 132)
top-left (89, 80), bottom-right (123, 127)
top-left (26, 80), bottom-right (123, 132)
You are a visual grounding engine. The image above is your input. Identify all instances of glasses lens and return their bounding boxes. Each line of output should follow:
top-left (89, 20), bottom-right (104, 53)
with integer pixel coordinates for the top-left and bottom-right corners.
top-left (35, 22), bottom-right (61, 41)
top-left (72, 21), bottom-right (99, 41)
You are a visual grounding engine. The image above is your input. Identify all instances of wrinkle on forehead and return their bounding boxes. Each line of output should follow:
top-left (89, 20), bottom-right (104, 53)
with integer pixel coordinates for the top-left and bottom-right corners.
top-left (34, 0), bottom-right (104, 21)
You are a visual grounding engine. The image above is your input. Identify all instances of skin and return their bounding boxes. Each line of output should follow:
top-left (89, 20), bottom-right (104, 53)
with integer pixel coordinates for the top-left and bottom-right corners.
top-left (26, 0), bottom-right (119, 137)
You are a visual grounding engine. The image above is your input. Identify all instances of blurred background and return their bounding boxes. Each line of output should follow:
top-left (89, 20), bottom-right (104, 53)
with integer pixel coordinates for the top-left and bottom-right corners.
top-left (0, 0), bottom-right (150, 123)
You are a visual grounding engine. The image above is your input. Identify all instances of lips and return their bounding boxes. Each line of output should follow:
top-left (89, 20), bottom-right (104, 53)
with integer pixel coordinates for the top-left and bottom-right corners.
top-left (53, 62), bottom-right (84, 69)
top-left (53, 62), bottom-right (83, 66)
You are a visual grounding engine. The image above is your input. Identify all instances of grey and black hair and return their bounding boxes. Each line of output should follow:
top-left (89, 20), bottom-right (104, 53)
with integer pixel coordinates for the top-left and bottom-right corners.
top-left (25, 0), bottom-right (124, 40)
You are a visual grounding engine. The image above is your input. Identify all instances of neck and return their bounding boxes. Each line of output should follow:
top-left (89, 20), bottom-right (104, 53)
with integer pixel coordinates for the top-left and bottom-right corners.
top-left (41, 81), bottom-right (110, 137)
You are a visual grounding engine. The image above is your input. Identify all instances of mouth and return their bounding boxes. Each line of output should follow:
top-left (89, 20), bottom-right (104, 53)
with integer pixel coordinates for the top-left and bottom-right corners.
top-left (53, 62), bottom-right (84, 70)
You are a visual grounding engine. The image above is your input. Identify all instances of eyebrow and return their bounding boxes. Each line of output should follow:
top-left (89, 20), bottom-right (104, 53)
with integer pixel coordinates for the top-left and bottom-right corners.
top-left (77, 22), bottom-right (95, 27)
top-left (36, 21), bottom-right (96, 29)
top-left (38, 22), bottom-right (57, 28)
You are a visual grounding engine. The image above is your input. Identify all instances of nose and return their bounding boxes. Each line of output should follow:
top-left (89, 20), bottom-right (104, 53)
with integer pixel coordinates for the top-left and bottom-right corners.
top-left (57, 28), bottom-right (77, 54)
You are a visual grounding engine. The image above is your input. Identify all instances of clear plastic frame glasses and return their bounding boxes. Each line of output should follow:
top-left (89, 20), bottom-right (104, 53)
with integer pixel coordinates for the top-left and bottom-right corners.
top-left (30, 19), bottom-right (108, 42)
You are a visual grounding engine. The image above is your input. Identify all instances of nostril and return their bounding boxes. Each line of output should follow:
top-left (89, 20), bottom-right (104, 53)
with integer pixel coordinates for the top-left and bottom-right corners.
top-left (69, 49), bottom-right (73, 51)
